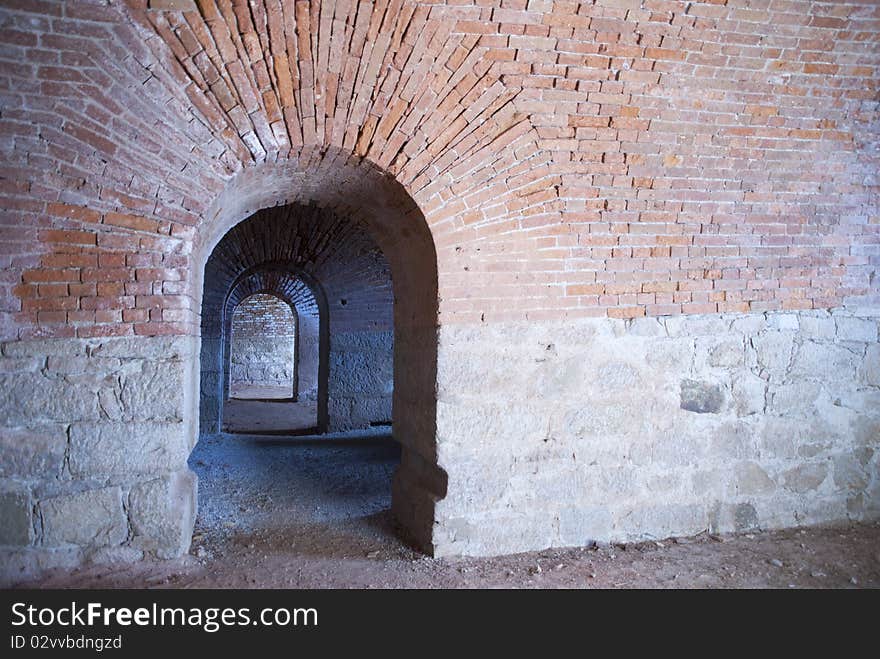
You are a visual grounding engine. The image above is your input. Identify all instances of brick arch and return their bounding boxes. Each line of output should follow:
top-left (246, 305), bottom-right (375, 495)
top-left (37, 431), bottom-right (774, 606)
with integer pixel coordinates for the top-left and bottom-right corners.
top-left (225, 270), bottom-right (321, 318)
top-left (195, 160), bottom-right (442, 548)
top-left (133, 0), bottom-right (552, 325)
top-left (223, 271), bottom-right (323, 415)
top-left (211, 264), bottom-right (329, 433)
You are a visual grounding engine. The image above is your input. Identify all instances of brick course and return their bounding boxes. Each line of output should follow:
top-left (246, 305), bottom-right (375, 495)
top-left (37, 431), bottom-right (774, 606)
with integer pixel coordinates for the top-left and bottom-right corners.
top-left (0, 0), bottom-right (876, 341)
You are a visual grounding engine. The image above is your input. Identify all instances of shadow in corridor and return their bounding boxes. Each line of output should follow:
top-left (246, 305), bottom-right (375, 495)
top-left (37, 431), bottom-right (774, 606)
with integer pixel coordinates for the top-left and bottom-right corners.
top-left (221, 398), bottom-right (318, 435)
top-left (188, 429), bottom-right (408, 561)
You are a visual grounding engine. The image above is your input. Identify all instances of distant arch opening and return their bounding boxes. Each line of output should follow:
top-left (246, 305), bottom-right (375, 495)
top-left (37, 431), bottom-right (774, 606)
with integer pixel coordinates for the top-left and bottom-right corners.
top-left (228, 293), bottom-right (298, 401)
top-left (193, 151), bottom-right (445, 553)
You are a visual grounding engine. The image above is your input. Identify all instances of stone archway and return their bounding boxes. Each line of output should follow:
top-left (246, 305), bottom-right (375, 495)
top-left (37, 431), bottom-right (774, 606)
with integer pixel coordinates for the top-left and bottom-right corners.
top-left (192, 150), bottom-right (444, 551)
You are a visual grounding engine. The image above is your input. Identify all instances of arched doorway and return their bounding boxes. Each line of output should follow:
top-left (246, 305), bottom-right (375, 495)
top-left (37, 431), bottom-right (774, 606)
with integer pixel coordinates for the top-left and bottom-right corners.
top-left (192, 151), bottom-right (444, 552)
top-left (228, 293), bottom-right (298, 401)
top-left (206, 265), bottom-right (328, 436)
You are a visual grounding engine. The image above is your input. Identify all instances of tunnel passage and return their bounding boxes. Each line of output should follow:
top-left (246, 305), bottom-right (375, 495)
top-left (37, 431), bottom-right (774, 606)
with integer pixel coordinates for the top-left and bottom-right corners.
top-left (193, 153), bottom-right (445, 554)
top-left (200, 203), bottom-right (395, 436)
top-left (218, 268), bottom-right (323, 434)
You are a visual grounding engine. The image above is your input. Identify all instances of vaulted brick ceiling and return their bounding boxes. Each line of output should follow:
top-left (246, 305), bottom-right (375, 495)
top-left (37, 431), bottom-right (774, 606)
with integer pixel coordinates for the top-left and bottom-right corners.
top-left (202, 202), bottom-right (393, 335)
top-left (226, 269), bottom-right (319, 318)
top-left (133, 0), bottom-right (530, 189)
top-left (1, 0), bottom-right (877, 343)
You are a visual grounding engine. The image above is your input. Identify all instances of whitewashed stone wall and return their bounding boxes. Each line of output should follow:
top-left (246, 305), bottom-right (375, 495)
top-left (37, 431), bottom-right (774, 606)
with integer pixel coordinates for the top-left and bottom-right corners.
top-left (431, 308), bottom-right (880, 557)
top-left (229, 336), bottom-right (295, 394)
top-left (0, 336), bottom-right (198, 583)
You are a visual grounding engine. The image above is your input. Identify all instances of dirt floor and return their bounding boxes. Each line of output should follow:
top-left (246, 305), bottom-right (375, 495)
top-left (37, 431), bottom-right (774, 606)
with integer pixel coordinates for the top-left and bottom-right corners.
top-left (222, 398), bottom-right (317, 434)
top-left (15, 431), bottom-right (880, 589)
top-left (229, 383), bottom-right (294, 400)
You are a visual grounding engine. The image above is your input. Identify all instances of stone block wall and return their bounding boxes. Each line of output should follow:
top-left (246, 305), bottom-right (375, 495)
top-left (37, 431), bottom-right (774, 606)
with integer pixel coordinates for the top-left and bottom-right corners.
top-left (328, 331), bottom-right (394, 432)
top-left (297, 314), bottom-right (321, 402)
top-left (432, 308), bottom-right (880, 556)
top-left (0, 336), bottom-right (198, 583)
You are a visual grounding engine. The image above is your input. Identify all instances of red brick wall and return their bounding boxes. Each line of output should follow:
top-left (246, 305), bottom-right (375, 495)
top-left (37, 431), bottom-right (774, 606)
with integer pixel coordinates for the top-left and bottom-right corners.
top-left (1, 0), bottom-right (877, 341)
top-left (230, 293), bottom-right (295, 341)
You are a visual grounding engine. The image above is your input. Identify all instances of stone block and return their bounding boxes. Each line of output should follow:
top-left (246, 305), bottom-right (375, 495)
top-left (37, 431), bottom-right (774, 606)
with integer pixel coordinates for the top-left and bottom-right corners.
top-left (118, 360), bottom-right (186, 421)
top-left (853, 415), bottom-right (880, 447)
top-left (562, 403), bottom-right (641, 437)
top-left (88, 335), bottom-right (195, 361)
top-left (663, 315), bottom-right (727, 337)
top-left (595, 360), bottom-right (644, 392)
top-left (2, 339), bottom-right (89, 358)
top-left (129, 470), bottom-right (197, 559)
top-left (41, 487), bottom-right (127, 548)
top-left (798, 313), bottom-right (836, 340)
top-left (734, 461), bottom-right (776, 496)
top-left (558, 506), bottom-right (613, 546)
top-left (329, 350), bottom-right (393, 396)
top-left (0, 490), bottom-right (32, 546)
top-left (437, 401), bottom-right (547, 452)
top-left (709, 421), bottom-right (755, 459)
top-left (835, 316), bottom-right (877, 343)
top-left (728, 314), bottom-right (767, 335)
top-left (0, 425), bottom-right (67, 479)
top-left (768, 314), bottom-right (799, 331)
top-left (88, 546), bottom-right (144, 565)
top-left (680, 379), bottom-right (724, 414)
top-left (626, 317), bottom-right (665, 337)
top-left (0, 373), bottom-right (100, 425)
top-left (751, 332), bottom-right (795, 377)
top-left (832, 454), bottom-right (867, 492)
top-left (781, 463), bottom-right (828, 494)
top-left (615, 504), bottom-right (705, 540)
top-left (435, 512), bottom-right (556, 557)
top-left (708, 338), bottom-right (744, 368)
top-left (860, 344), bottom-right (880, 386)
top-left (331, 331), bottom-right (394, 352)
top-left (710, 502), bottom-right (759, 533)
top-left (69, 422), bottom-right (189, 479)
top-left (732, 373), bottom-right (765, 415)
top-left (790, 342), bottom-right (857, 380)
top-left (768, 381), bottom-right (822, 417)
top-left (0, 357), bottom-right (43, 374)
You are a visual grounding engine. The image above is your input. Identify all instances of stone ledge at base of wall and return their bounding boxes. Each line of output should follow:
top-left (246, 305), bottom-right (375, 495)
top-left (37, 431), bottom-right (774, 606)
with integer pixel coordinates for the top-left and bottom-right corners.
top-left (431, 307), bottom-right (880, 557)
top-left (0, 335), bottom-right (199, 586)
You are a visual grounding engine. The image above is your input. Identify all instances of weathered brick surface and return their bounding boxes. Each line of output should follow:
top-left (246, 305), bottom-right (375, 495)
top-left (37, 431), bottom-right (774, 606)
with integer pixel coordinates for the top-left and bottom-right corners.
top-left (0, 1), bottom-right (875, 340)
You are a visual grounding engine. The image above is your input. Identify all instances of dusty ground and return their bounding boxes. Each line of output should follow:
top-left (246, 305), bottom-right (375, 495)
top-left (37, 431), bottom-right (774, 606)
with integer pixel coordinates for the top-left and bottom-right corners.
top-left (15, 431), bottom-right (880, 589)
top-left (229, 383), bottom-right (293, 400)
top-left (222, 399), bottom-right (317, 434)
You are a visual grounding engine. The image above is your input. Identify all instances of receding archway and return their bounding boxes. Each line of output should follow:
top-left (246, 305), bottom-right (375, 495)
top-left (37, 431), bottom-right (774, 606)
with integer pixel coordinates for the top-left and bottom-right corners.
top-left (209, 266), bottom-right (327, 436)
top-left (192, 150), bottom-right (444, 552)
top-left (228, 293), bottom-right (298, 401)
